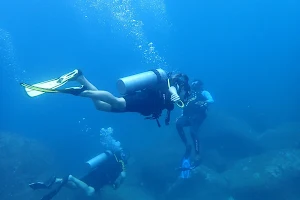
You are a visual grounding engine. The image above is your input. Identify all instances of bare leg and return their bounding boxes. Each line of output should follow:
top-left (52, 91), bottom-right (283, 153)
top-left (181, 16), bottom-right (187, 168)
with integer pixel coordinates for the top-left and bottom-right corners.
top-left (75, 75), bottom-right (126, 112)
top-left (60, 175), bottom-right (95, 196)
top-left (76, 75), bottom-right (98, 91)
top-left (55, 177), bottom-right (77, 190)
top-left (80, 90), bottom-right (125, 110)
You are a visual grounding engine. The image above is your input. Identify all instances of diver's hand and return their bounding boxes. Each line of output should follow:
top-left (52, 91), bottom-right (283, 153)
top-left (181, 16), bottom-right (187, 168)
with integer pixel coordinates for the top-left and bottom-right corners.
top-left (165, 116), bottom-right (170, 125)
top-left (171, 93), bottom-right (180, 102)
top-left (112, 179), bottom-right (121, 190)
top-left (169, 86), bottom-right (180, 102)
top-left (112, 172), bottom-right (125, 190)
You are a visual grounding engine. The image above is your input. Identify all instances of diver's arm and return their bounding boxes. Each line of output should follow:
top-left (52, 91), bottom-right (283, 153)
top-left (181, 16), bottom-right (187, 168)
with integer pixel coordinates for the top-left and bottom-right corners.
top-left (169, 86), bottom-right (180, 102)
top-left (202, 91), bottom-right (214, 104)
top-left (168, 86), bottom-right (178, 95)
top-left (195, 91), bottom-right (214, 107)
top-left (167, 79), bottom-right (180, 98)
top-left (112, 171), bottom-right (126, 189)
top-left (120, 171), bottom-right (126, 180)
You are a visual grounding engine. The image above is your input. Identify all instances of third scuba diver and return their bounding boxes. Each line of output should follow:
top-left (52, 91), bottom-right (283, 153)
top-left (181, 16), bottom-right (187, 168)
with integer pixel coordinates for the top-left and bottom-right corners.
top-left (176, 79), bottom-right (214, 169)
top-left (29, 127), bottom-right (130, 200)
top-left (21, 69), bottom-right (190, 127)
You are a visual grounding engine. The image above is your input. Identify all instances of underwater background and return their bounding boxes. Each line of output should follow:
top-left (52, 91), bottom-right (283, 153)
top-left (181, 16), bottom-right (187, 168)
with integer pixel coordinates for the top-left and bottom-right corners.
top-left (0, 0), bottom-right (300, 199)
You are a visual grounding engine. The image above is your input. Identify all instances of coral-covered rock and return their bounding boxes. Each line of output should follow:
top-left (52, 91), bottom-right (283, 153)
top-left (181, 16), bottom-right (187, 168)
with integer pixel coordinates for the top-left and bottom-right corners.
top-left (166, 149), bottom-right (300, 200)
top-left (102, 185), bottom-right (156, 200)
top-left (223, 149), bottom-right (300, 200)
top-left (165, 165), bottom-right (230, 200)
top-left (200, 111), bottom-right (264, 171)
top-left (0, 132), bottom-right (54, 200)
top-left (257, 122), bottom-right (300, 150)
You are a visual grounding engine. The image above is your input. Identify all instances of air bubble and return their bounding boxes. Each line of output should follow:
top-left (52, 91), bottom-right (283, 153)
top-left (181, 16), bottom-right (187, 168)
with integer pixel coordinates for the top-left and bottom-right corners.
top-left (74, 0), bottom-right (169, 68)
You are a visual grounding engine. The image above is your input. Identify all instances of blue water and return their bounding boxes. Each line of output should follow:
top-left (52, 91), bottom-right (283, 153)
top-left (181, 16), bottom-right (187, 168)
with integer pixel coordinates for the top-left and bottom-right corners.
top-left (0, 0), bottom-right (300, 199)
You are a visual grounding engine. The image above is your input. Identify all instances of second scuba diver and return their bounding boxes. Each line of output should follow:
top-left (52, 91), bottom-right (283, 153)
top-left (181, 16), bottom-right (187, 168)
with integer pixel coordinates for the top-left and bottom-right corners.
top-left (21, 68), bottom-right (190, 127)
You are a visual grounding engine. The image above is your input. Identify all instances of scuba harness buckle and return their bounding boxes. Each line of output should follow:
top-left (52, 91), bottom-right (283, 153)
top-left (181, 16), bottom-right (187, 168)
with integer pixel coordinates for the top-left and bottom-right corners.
top-left (143, 85), bottom-right (172, 128)
top-left (145, 113), bottom-right (162, 127)
top-left (144, 109), bottom-right (171, 128)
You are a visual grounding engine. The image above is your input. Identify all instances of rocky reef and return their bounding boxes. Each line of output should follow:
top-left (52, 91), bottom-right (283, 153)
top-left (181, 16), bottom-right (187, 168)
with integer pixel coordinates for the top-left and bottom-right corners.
top-left (1, 112), bottom-right (300, 200)
top-left (101, 113), bottom-right (300, 200)
top-left (164, 113), bottom-right (300, 200)
top-left (0, 132), bottom-right (55, 200)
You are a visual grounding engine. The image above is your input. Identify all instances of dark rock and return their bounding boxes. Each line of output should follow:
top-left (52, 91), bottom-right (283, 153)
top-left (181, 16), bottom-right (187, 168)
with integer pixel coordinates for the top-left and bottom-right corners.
top-left (0, 132), bottom-right (55, 200)
top-left (199, 111), bottom-right (265, 171)
top-left (166, 149), bottom-right (300, 200)
top-left (223, 149), bottom-right (300, 200)
top-left (257, 122), bottom-right (300, 150)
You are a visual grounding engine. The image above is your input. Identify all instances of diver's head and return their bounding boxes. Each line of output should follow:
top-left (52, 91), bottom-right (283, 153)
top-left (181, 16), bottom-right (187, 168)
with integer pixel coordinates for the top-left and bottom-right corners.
top-left (173, 73), bottom-right (189, 86)
top-left (172, 73), bottom-right (190, 99)
top-left (191, 79), bottom-right (203, 92)
top-left (119, 149), bottom-right (130, 164)
top-left (114, 141), bottom-right (121, 148)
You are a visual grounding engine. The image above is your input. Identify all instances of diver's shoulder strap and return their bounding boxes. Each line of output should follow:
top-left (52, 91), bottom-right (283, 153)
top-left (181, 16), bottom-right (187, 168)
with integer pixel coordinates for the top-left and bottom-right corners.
top-left (150, 69), bottom-right (166, 83)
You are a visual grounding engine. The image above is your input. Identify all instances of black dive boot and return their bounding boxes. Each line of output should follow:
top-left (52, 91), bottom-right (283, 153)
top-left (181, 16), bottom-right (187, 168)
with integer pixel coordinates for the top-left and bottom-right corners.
top-left (41, 175), bottom-right (69, 200)
top-left (29, 176), bottom-right (56, 190)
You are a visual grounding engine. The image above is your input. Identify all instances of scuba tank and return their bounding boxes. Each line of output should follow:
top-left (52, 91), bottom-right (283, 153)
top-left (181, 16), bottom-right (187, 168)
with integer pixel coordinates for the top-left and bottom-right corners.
top-left (85, 151), bottom-right (112, 170)
top-left (116, 68), bottom-right (168, 95)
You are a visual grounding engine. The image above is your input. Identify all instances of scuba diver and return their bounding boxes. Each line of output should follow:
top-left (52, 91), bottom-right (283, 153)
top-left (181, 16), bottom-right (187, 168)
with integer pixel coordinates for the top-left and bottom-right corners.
top-left (20, 69), bottom-right (190, 127)
top-left (176, 79), bottom-right (214, 173)
top-left (29, 128), bottom-right (129, 200)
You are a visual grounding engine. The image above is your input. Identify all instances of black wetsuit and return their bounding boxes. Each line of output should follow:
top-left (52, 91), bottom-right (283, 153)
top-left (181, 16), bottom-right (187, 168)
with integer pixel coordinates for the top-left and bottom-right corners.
top-left (122, 79), bottom-right (175, 126)
top-left (33, 151), bottom-right (126, 200)
top-left (81, 151), bottom-right (125, 191)
top-left (176, 91), bottom-right (208, 157)
top-left (124, 88), bottom-right (173, 116)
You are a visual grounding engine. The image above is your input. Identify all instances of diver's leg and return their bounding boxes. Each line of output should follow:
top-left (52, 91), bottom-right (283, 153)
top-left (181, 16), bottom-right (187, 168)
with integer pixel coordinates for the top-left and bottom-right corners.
top-left (190, 125), bottom-right (201, 167)
top-left (76, 73), bottom-right (112, 111)
top-left (79, 90), bottom-right (126, 111)
top-left (176, 116), bottom-right (188, 146)
top-left (29, 176), bottom-right (76, 191)
top-left (29, 176), bottom-right (57, 190)
top-left (73, 73), bottom-right (126, 111)
top-left (65, 72), bottom-right (125, 111)
top-left (190, 125), bottom-right (201, 156)
top-left (190, 114), bottom-right (206, 165)
top-left (68, 175), bottom-right (95, 196)
top-left (76, 75), bottom-right (98, 91)
top-left (91, 100), bottom-right (113, 112)
top-left (55, 177), bottom-right (77, 189)
top-left (176, 116), bottom-right (192, 158)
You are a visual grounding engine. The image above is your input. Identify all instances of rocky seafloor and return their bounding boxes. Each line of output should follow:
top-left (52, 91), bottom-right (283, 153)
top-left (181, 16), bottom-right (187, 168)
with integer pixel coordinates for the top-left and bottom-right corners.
top-left (1, 111), bottom-right (299, 200)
